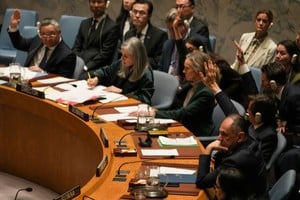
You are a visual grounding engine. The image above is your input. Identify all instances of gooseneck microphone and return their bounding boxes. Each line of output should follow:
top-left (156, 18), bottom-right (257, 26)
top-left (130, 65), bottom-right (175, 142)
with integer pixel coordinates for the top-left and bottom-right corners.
top-left (116, 132), bottom-right (133, 147)
top-left (14, 187), bottom-right (33, 200)
top-left (90, 95), bottom-right (125, 123)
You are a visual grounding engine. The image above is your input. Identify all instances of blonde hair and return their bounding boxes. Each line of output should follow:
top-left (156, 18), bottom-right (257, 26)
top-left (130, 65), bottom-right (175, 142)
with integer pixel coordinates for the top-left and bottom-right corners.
top-left (185, 51), bottom-right (210, 73)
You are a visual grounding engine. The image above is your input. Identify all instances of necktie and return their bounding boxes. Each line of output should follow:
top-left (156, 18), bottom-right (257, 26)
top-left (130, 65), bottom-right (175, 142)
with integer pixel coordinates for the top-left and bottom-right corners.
top-left (89, 19), bottom-right (98, 35)
top-left (39, 47), bottom-right (49, 69)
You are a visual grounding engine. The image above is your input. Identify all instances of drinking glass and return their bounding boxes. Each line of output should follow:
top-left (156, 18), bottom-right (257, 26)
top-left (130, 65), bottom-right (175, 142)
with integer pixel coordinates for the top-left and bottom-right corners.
top-left (9, 63), bottom-right (21, 87)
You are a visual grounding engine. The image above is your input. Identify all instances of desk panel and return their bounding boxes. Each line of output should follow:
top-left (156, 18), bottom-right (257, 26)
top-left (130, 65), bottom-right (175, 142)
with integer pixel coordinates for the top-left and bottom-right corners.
top-left (0, 85), bottom-right (212, 199)
top-left (0, 86), bottom-right (103, 194)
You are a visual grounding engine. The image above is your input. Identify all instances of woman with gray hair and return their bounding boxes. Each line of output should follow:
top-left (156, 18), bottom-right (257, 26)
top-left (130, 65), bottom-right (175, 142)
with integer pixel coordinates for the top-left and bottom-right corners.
top-left (152, 51), bottom-right (215, 136)
top-left (87, 37), bottom-right (154, 104)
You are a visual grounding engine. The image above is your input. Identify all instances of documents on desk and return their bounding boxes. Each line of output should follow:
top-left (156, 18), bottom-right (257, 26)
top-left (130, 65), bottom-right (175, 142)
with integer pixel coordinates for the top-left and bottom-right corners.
top-left (157, 136), bottom-right (198, 147)
top-left (34, 80), bottom-right (128, 105)
top-left (141, 149), bottom-right (179, 156)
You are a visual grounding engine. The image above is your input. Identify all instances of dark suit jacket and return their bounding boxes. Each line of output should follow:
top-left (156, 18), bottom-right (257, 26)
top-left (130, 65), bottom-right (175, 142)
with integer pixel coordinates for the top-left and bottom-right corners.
top-left (156, 83), bottom-right (215, 136)
top-left (124, 23), bottom-right (168, 69)
top-left (73, 15), bottom-right (119, 71)
top-left (8, 30), bottom-right (76, 78)
top-left (249, 125), bottom-right (277, 163)
top-left (215, 90), bottom-right (277, 163)
top-left (279, 84), bottom-right (300, 133)
top-left (189, 16), bottom-right (211, 50)
top-left (196, 138), bottom-right (267, 197)
top-left (92, 60), bottom-right (154, 104)
top-left (158, 35), bottom-right (211, 80)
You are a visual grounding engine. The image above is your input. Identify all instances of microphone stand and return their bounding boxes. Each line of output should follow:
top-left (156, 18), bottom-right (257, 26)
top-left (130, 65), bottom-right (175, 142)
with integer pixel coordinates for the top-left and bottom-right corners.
top-left (14, 187), bottom-right (33, 200)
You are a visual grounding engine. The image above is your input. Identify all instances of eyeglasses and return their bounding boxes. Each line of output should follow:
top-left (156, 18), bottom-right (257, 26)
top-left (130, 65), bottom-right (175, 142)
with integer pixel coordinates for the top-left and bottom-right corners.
top-left (131, 9), bottom-right (147, 16)
top-left (39, 33), bottom-right (58, 39)
top-left (175, 4), bottom-right (192, 9)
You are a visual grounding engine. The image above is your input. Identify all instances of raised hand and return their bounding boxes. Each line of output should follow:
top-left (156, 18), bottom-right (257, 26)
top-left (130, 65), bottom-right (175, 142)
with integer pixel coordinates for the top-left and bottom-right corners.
top-left (10, 9), bottom-right (21, 29)
top-left (199, 60), bottom-right (220, 94)
top-left (233, 40), bottom-right (245, 65)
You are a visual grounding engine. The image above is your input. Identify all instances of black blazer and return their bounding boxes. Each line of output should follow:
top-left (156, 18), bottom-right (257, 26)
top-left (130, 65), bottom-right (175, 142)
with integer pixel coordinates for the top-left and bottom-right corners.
top-left (73, 15), bottom-right (120, 71)
top-left (279, 84), bottom-right (300, 133)
top-left (196, 138), bottom-right (267, 197)
top-left (124, 23), bottom-right (168, 69)
top-left (8, 30), bottom-right (76, 78)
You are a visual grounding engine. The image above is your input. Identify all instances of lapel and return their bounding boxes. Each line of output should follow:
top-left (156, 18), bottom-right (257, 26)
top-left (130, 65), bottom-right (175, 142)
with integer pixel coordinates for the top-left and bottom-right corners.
top-left (241, 33), bottom-right (255, 52)
top-left (25, 42), bottom-right (43, 67)
top-left (143, 24), bottom-right (152, 50)
top-left (87, 16), bottom-right (107, 45)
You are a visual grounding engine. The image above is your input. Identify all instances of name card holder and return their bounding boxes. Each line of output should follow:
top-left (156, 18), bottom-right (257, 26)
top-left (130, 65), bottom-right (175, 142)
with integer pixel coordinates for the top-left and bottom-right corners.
top-left (100, 128), bottom-right (109, 148)
top-left (68, 105), bottom-right (89, 121)
top-left (96, 155), bottom-right (108, 177)
top-left (53, 185), bottom-right (81, 200)
top-left (16, 83), bottom-right (45, 99)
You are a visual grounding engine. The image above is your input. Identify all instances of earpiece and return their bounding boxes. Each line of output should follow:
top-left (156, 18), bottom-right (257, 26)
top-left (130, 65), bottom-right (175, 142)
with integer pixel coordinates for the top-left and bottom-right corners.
top-left (106, 0), bottom-right (110, 9)
top-left (254, 112), bottom-right (262, 124)
top-left (268, 22), bottom-right (274, 29)
top-left (36, 21), bottom-right (40, 34)
top-left (199, 46), bottom-right (204, 52)
top-left (270, 80), bottom-right (277, 91)
top-left (291, 54), bottom-right (298, 64)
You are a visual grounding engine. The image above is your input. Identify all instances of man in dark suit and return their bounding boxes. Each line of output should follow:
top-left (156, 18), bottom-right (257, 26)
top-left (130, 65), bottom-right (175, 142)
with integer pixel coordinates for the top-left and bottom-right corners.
top-left (261, 62), bottom-right (300, 148)
top-left (176, 0), bottom-right (210, 47)
top-left (72, 0), bottom-right (119, 78)
top-left (196, 114), bottom-right (267, 198)
top-left (261, 61), bottom-right (300, 199)
top-left (124, 0), bottom-right (168, 69)
top-left (8, 10), bottom-right (76, 78)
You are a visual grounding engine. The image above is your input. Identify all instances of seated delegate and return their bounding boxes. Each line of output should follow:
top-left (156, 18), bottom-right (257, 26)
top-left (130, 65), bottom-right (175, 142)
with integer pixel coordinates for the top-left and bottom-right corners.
top-left (87, 37), bottom-right (154, 105)
top-left (150, 51), bottom-right (215, 136)
top-left (8, 9), bottom-right (76, 78)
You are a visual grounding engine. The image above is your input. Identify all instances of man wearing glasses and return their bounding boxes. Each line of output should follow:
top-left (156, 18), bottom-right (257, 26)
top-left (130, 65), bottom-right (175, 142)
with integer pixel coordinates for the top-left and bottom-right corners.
top-left (176, 0), bottom-right (210, 43)
top-left (8, 9), bottom-right (76, 78)
top-left (124, 0), bottom-right (168, 69)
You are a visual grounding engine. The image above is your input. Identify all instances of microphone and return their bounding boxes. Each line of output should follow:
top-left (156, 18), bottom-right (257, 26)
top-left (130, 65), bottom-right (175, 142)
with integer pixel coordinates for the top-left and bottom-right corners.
top-left (114, 157), bottom-right (176, 181)
top-left (14, 187), bottom-right (33, 200)
top-left (90, 95), bottom-right (125, 123)
top-left (115, 132), bottom-right (132, 147)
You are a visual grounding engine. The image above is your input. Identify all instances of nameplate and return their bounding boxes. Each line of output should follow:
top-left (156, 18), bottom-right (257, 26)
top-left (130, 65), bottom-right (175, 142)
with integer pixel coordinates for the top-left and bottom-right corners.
top-left (68, 105), bottom-right (89, 121)
top-left (53, 185), bottom-right (81, 200)
top-left (96, 155), bottom-right (108, 177)
top-left (100, 128), bottom-right (109, 148)
top-left (16, 83), bottom-right (45, 99)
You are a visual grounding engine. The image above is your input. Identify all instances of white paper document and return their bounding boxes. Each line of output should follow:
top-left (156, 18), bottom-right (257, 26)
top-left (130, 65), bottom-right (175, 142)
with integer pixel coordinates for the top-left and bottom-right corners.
top-left (158, 136), bottom-right (198, 146)
top-left (99, 113), bottom-right (136, 122)
top-left (141, 149), bottom-right (179, 156)
top-left (37, 76), bottom-right (74, 84)
top-left (159, 166), bottom-right (196, 175)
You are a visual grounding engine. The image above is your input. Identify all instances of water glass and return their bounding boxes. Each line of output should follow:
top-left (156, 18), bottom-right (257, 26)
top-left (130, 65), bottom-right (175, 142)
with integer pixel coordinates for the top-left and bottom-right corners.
top-left (136, 104), bottom-right (151, 131)
top-left (9, 63), bottom-right (21, 87)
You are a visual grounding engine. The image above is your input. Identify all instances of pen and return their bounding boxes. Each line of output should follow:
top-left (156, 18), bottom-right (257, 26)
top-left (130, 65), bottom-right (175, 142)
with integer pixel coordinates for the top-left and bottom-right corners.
top-left (83, 66), bottom-right (91, 79)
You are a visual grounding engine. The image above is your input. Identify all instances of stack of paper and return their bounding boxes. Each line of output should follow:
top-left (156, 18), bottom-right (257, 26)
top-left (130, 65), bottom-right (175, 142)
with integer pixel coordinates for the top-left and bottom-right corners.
top-left (157, 136), bottom-right (198, 147)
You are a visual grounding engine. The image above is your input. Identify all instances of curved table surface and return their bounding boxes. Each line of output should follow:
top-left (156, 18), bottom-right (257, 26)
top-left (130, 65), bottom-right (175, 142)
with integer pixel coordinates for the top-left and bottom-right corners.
top-left (0, 85), bottom-right (212, 200)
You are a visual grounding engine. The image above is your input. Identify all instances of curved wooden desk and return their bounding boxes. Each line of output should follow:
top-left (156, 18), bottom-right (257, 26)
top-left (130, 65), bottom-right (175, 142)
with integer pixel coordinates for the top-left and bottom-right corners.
top-left (0, 85), bottom-right (211, 199)
top-left (0, 85), bottom-right (102, 194)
